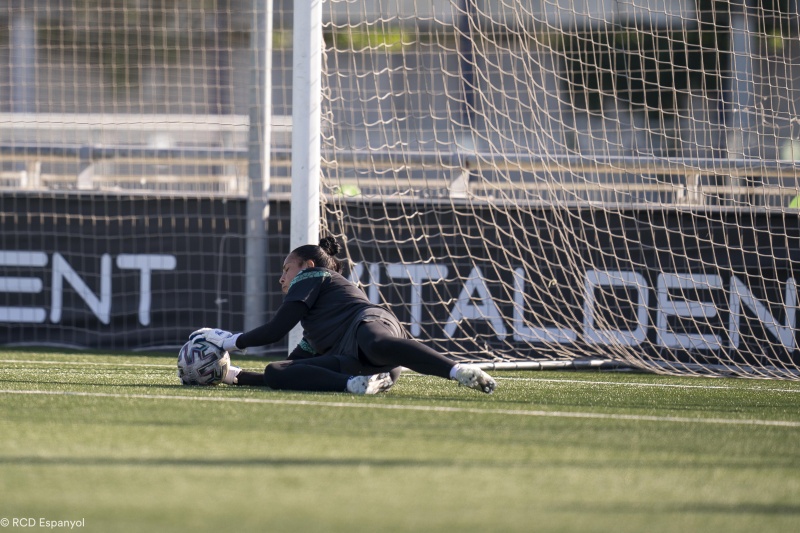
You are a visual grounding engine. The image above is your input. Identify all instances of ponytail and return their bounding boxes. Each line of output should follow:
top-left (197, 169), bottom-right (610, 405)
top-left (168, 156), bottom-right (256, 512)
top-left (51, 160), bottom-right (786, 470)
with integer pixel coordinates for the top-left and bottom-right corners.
top-left (291, 237), bottom-right (343, 273)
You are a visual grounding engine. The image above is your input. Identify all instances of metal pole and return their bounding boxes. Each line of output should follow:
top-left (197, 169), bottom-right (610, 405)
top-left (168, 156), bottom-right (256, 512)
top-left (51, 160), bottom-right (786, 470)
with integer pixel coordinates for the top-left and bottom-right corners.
top-left (10, 3), bottom-right (35, 113)
top-left (244, 0), bottom-right (273, 333)
top-left (458, 0), bottom-right (476, 130)
top-left (288, 0), bottom-right (322, 349)
top-left (726, 0), bottom-right (758, 204)
top-left (726, 0), bottom-right (756, 161)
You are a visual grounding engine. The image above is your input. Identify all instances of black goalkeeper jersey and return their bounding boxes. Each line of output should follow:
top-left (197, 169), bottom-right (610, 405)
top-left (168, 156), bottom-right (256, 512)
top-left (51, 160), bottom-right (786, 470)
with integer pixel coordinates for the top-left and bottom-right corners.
top-left (236, 267), bottom-right (385, 355)
top-left (282, 267), bottom-right (377, 354)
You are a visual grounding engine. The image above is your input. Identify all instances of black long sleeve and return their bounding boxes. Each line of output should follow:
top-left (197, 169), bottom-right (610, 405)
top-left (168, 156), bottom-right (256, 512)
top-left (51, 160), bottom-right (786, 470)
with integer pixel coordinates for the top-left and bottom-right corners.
top-left (236, 300), bottom-right (309, 349)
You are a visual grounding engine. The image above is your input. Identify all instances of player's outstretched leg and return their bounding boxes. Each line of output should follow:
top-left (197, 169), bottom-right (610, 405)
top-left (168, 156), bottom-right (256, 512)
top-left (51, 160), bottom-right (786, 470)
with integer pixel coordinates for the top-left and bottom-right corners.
top-left (346, 372), bottom-right (395, 395)
top-left (452, 364), bottom-right (496, 394)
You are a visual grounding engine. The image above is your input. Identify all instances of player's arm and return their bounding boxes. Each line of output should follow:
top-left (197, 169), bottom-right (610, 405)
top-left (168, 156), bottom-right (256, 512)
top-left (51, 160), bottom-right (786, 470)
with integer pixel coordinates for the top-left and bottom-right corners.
top-left (191, 300), bottom-right (308, 352)
top-left (235, 300), bottom-right (308, 349)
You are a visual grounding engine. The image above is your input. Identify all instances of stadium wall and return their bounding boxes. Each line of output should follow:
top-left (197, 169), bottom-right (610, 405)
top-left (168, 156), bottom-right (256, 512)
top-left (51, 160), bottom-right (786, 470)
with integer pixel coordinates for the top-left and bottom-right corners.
top-left (0, 192), bottom-right (797, 369)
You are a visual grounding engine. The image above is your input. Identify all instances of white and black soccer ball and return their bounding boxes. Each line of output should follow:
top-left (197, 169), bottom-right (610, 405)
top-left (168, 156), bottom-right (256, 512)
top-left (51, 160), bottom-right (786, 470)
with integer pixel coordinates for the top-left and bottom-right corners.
top-left (177, 339), bottom-right (230, 386)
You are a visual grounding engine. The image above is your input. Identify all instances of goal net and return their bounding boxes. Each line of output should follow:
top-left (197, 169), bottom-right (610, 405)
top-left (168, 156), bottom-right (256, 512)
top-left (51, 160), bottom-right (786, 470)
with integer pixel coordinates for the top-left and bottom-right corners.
top-left (0, 1), bottom-right (798, 378)
top-left (320, 1), bottom-right (800, 378)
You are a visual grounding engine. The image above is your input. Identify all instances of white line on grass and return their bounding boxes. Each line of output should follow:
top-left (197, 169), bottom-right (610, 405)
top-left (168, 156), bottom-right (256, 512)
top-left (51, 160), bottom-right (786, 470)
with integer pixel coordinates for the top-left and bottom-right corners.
top-left (4, 360), bottom-right (800, 394)
top-left (0, 359), bottom-right (173, 368)
top-left (530, 377), bottom-right (800, 393)
top-left (402, 373), bottom-right (800, 394)
top-left (1, 388), bottom-right (799, 428)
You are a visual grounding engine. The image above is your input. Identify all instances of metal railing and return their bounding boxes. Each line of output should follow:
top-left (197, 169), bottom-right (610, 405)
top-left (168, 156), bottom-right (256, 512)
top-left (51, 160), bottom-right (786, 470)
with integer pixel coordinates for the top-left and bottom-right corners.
top-left (2, 140), bottom-right (800, 208)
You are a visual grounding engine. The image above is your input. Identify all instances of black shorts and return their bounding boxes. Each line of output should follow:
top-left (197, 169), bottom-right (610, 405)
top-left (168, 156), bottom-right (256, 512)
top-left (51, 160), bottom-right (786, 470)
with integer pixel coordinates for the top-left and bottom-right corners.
top-left (323, 306), bottom-right (405, 375)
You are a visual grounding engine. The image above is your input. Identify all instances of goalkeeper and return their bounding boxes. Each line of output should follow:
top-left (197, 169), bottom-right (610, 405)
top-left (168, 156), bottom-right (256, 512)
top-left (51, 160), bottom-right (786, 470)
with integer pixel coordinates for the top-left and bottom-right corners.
top-left (191, 237), bottom-right (496, 395)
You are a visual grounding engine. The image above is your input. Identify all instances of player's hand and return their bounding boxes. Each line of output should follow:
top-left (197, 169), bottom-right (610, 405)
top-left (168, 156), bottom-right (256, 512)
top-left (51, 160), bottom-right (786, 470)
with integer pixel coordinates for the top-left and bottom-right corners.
top-left (189, 327), bottom-right (213, 343)
top-left (190, 328), bottom-right (246, 355)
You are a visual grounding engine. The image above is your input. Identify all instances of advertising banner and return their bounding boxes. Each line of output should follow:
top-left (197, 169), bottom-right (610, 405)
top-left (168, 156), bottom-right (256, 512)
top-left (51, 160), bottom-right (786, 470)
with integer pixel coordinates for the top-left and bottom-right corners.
top-left (1, 193), bottom-right (797, 370)
top-left (0, 193), bottom-right (250, 350)
top-left (341, 202), bottom-right (800, 367)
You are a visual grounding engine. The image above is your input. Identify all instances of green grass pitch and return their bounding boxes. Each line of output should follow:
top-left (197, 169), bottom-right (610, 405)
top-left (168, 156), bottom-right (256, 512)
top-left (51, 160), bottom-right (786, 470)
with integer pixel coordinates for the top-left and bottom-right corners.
top-left (1, 349), bottom-right (799, 533)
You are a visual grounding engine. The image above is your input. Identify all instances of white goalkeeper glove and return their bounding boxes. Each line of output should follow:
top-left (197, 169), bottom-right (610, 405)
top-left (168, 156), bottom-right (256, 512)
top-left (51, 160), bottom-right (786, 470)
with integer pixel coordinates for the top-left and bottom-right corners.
top-left (189, 328), bottom-right (246, 354)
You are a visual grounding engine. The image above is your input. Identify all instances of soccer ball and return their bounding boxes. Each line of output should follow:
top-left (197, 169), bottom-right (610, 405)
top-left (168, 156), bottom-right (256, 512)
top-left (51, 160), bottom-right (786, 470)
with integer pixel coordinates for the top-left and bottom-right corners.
top-left (177, 339), bottom-right (230, 386)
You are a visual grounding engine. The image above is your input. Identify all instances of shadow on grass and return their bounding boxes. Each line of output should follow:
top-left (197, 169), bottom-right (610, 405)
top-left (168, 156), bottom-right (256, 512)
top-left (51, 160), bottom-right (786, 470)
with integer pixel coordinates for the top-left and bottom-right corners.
top-left (0, 455), bottom-right (456, 469)
top-left (552, 500), bottom-right (800, 516)
top-left (3, 454), bottom-right (799, 472)
top-left (675, 502), bottom-right (800, 516)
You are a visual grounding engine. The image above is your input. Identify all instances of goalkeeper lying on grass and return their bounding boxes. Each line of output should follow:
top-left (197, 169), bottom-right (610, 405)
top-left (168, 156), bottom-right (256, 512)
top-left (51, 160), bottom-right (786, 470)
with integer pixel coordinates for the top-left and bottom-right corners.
top-left (190, 236), bottom-right (496, 395)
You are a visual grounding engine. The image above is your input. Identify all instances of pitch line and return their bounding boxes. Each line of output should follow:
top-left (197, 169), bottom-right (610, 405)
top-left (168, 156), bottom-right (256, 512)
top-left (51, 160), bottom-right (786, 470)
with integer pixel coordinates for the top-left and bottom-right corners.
top-left (0, 359), bottom-right (173, 368)
top-left (402, 373), bottom-right (800, 394)
top-left (1, 389), bottom-right (799, 428)
top-left (524, 377), bottom-right (800, 394)
top-left (4, 359), bottom-right (800, 394)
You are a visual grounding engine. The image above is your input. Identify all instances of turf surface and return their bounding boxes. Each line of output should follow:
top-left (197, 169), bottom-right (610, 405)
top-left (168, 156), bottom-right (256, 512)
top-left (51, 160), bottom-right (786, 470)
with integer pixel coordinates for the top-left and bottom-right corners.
top-left (1, 349), bottom-right (799, 532)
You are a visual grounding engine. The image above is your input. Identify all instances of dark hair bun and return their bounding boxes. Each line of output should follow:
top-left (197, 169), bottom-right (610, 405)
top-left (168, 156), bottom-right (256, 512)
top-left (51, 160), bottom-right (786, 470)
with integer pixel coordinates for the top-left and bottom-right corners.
top-left (319, 236), bottom-right (340, 257)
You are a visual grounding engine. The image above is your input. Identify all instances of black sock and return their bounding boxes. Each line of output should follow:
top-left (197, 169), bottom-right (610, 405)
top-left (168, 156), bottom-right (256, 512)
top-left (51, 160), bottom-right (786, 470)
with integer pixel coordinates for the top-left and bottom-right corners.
top-left (235, 370), bottom-right (267, 387)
